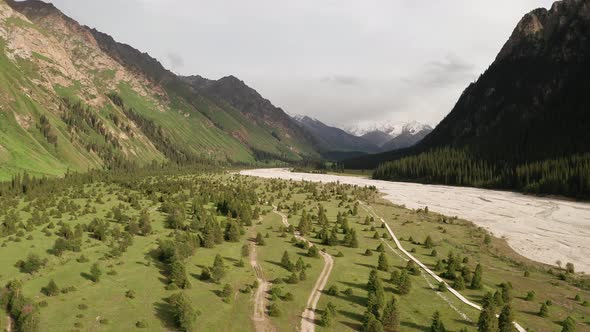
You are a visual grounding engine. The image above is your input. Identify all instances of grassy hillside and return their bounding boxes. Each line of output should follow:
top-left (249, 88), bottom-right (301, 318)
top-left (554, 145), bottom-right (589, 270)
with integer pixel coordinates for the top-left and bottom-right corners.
top-left (0, 0), bottom-right (317, 181)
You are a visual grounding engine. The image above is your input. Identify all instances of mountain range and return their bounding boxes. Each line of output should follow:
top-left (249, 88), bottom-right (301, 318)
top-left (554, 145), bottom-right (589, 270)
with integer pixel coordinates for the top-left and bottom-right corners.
top-left (0, 0), bottom-right (321, 180)
top-left (290, 114), bottom-right (432, 159)
top-left (0, 0), bottom-right (434, 179)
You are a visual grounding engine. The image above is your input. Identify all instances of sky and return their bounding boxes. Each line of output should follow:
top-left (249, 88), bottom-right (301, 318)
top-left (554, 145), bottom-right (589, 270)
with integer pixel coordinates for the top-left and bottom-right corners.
top-left (47, 0), bottom-right (555, 128)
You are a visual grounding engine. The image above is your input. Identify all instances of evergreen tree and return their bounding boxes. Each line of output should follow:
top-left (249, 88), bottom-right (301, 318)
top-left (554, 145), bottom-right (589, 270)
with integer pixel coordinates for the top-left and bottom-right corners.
top-left (471, 263), bottom-right (483, 289)
top-left (169, 292), bottom-right (198, 331)
top-left (364, 313), bottom-right (384, 332)
top-left (561, 316), bottom-right (576, 332)
top-left (538, 302), bottom-right (549, 317)
top-left (211, 254), bottom-right (226, 282)
top-left (41, 279), bottom-right (60, 296)
top-left (139, 210), bottom-right (152, 235)
top-left (453, 275), bottom-right (465, 290)
top-left (477, 293), bottom-right (497, 332)
top-left (170, 259), bottom-right (191, 289)
top-left (498, 304), bottom-right (515, 332)
top-left (241, 244), bottom-right (250, 257)
top-left (255, 232), bottom-right (265, 246)
top-left (381, 297), bottom-right (400, 332)
top-left (90, 262), bottom-right (102, 283)
top-left (398, 271), bottom-right (412, 295)
top-left (424, 235), bottom-right (434, 249)
top-left (377, 253), bottom-right (390, 272)
top-left (224, 220), bottom-right (241, 242)
top-left (429, 311), bottom-right (446, 332)
top-left (281, 251), bottom-right (293, 271)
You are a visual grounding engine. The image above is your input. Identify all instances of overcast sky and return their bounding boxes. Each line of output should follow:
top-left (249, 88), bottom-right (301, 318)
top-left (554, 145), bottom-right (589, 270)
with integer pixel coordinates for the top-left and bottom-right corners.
top-left (47, 0), bottom-right (554, 128)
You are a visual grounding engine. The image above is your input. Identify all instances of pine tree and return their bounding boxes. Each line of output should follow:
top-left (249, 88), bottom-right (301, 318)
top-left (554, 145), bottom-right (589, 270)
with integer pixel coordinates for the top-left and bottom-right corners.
top-left (561, 316), bottom-right (576, 332)
top-left (477, 293), bottom-right (497, 332)
top-left (398, 270), bottom-right (412, 295)
top-left (241, 244), bottom-right (250, 257)
top-left (453, 275), bottom-right (465, 290)
top-left (255, 232), bottom-right (265, 246)
top-left (90, 262), bottom-right (102, 283)
top-left (498, 304), bottom-right (515, 332)
top-left (424, 235), bottom-right (434, 249)
top-left (170, 259), bottom-right (191, 289)
top-left (139, 210), bottom-right (152, 235)
top-left (364, 313), bottom-right (384, 332)
top-left (224, 220), bottom-right (241, 242)
top-left (377, 253), bottom-right (390, 272)
top-left (429, 311), bottom-right (446, 332)
top-left (538, 302), bottom-right (549, 317)
top-left (211, 254), bottom-right (226, 282)
top-left (471, 263), bottom-right (483, 289)
top-left (41, 279), bottom-right (60, 296)
top-left (281, 251), bottom-right (293, 271)
top-left (381, 297), bottom-right (399, 332)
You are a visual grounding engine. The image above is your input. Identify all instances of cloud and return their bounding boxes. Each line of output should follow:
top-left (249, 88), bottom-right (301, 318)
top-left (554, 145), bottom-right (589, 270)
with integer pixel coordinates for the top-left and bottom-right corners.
top-left (320, 75), bottom-right (362, 86)
top-left (402, 54), bottom-right (476, 89)
top-left (166, 52), bottom-right (185, 70)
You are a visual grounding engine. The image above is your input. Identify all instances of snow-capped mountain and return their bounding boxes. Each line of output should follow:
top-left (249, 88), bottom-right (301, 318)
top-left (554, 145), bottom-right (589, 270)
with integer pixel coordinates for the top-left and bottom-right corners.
top-left (345, 121), bottom-right (432, 138)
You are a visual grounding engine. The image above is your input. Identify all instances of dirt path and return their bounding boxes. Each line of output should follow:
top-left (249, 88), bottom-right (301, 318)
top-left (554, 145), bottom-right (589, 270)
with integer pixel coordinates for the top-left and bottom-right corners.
top-left (359, 201), bottom-right (526, 332)
top-left (272, 208), bottom-right (334, 332)
top-left (249, 239), bottom-right (276, 332)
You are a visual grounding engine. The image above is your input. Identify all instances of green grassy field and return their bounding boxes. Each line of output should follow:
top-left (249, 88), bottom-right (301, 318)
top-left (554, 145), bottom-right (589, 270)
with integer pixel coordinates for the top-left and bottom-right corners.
top-left (0, 171), bottom-right (589, 332)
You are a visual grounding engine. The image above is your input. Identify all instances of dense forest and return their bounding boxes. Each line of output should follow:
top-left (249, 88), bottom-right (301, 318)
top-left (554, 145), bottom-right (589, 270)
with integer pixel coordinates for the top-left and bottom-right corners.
top-left (373, 148), bottom-right (590, 198)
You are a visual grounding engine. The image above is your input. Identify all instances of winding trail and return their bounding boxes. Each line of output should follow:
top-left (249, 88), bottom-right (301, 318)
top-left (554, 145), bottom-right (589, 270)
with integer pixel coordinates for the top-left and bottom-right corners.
top-left (359, 201), bottom-right (526, 332)
top-left (249, 238), bottom-right (276, 332)
top-left (272, 208), bottom-right (334, 332)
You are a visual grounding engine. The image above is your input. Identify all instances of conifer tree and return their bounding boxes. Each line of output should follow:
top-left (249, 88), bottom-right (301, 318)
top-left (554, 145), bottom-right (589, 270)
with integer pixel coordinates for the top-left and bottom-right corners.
top-left (381, 297), bottom-right (399, 332)
top-left (430, 311), bottom-right (446, 332)
top-left (211, 254), bottom-right (226, 282)
top-left (477, 292), bottom-right (497, 332)
top-left (377, 253), bottom-right (390, 272)
top-left (498, 304), bottom-right (515, 332)
top-left (471, 263), bottom-right (483, 289)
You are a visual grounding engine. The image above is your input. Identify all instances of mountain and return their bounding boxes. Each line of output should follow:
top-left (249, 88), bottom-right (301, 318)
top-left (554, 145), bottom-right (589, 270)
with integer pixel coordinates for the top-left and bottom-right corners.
top-left (380, 127), bottom-right (432, 151)
top-left (290, 114), bottom-right (379, 158)
top-left (347, 121), bottom-right (433, 149)
top-left (0, 0), bottom-right (317, 180)
top-left (345, 0), bottom-right (590, 198)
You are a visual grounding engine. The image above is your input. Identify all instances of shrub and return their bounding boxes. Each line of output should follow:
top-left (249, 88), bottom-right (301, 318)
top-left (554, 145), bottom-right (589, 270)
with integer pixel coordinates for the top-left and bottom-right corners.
top-left (41, 279), bottom-right (60, 297)
top-left (525, 291), bottom-right (536, 301)
top-left (268, 303), bottom-right (281, 317)
top-left (126, 290), bottom-right (136, 299)
top-left (326, 285), bottom-right (339, 296)
top-left (136, 320), bottom-right (148, 328)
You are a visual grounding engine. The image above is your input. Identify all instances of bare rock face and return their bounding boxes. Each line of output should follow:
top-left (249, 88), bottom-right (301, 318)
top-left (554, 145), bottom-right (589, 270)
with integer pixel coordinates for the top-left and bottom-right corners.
top-left (497, 0), bottom-right (590, 61)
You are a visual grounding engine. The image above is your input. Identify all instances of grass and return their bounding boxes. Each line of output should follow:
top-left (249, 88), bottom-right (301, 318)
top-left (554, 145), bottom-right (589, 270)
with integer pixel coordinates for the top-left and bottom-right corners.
top-left (368, 197), bottom-right (590, 331)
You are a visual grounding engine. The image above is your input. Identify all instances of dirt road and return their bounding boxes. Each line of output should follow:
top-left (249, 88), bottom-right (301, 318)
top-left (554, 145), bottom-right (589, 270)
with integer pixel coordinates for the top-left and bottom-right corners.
top-left (272, 209), bottom-right (334, 332)
top-left (249, 239), bottom-right (276, 332)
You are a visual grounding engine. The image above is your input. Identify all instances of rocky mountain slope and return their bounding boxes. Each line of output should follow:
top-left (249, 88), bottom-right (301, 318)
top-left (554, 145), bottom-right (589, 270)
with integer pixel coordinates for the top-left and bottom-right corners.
top-left (0, 0), bottom-right (317, 180)
top-left (345, 0), bottom-right (590, 197)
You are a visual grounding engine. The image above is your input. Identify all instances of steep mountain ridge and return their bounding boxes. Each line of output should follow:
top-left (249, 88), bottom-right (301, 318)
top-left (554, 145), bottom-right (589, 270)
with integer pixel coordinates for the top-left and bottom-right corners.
top-left (0, 0), bottom-right (317, 180)
top-left (346, 0), bottom-right (590, 197)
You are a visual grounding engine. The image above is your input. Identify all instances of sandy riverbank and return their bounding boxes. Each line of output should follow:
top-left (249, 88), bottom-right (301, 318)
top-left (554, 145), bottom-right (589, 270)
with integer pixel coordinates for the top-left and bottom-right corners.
top-left (240, 168), bottom-right (590, 273)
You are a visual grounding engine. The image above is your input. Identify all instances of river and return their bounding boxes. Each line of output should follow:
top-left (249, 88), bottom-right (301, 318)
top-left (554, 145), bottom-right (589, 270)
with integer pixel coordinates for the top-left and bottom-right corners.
top-left (240, 168), bottom-right (590, 273)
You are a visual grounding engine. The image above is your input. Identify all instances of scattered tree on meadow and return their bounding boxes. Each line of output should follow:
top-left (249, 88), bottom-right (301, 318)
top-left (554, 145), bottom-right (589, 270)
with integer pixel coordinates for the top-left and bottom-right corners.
top-left (498, 304), bottom-right (515, 332)
top-left (429, 311), bottom-right (446, 332)
top-left (90, 262), bottom-right (102, 283)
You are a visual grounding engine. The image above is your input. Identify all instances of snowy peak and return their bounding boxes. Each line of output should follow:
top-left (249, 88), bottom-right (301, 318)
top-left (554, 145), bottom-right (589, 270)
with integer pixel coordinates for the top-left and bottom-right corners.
top-left (345, 121), bottom-right (432, 138)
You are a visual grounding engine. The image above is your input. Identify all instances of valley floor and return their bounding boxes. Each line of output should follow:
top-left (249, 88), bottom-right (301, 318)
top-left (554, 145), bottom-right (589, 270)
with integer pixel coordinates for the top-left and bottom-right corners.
top-left (241, 168), bottom-right (590, 274)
